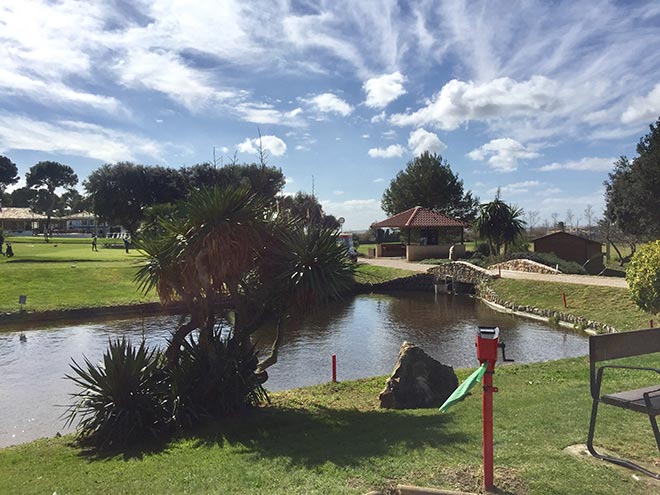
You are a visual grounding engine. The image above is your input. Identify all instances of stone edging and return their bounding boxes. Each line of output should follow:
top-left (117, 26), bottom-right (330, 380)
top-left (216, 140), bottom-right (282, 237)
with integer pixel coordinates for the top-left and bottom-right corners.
top-left (489, 259), bottom-right (561, 274)
top-left (477, 283), bottom-right (617, 335)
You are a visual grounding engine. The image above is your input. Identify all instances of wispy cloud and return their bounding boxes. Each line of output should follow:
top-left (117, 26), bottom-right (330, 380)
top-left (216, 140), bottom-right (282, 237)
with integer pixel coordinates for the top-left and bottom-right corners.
top-left (0, 114), bottom-right (165, 162)
top-left (539, 157), bottom-right (615, 172)
top-left (621, 84), bottom-right (660, 124)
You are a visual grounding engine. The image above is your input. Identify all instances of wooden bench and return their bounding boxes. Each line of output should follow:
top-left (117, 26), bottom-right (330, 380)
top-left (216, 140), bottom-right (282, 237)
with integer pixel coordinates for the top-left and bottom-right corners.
top-left (587, 327), bottom-right (660, 478)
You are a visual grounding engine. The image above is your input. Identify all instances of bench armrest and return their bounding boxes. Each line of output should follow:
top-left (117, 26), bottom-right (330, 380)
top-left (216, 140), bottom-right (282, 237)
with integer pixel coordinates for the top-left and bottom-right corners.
top-left (593, 365), bottom-right (660, 399)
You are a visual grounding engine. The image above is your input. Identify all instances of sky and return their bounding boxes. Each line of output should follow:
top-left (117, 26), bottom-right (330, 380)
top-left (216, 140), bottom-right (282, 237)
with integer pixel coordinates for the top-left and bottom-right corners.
top-left (1, 0), bottom-right (660, 231)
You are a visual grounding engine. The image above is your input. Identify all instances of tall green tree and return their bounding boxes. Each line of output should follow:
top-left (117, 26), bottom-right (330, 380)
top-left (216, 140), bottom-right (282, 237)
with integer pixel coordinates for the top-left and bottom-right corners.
top-left (0, 155), bottom-right (19, 195)
top-left (381, 151), bottom-right (478, 221)
top-left (605, 117), bottom-right (660, 246)
top-left (25, 161), bottom-right (78, 240)
top-left (278, 191), bottom-right (340, 229)
top-left (474, 192), bottom-right (526, 255)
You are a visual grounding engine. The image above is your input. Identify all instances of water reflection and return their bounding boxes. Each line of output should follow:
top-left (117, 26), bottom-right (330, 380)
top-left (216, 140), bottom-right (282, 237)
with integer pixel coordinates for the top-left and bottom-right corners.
top-left (0, 292), bottom-right (588, 448)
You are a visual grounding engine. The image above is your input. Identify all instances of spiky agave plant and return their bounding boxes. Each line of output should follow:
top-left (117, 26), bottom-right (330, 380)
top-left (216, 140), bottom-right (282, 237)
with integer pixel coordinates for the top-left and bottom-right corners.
top-left (64, 338), bottom-right (170, 450)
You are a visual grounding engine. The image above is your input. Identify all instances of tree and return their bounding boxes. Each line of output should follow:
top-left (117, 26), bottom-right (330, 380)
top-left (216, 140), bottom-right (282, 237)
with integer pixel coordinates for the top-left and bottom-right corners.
top-left (25, 161), bottom-right (78, 240)
top-left (584, 204), bottom-right (595, 235)
top-left (474, 192), bottom-right (526, 255)
top-left (278, 191), bottom-right (340, 229)
top-left (565, 209), bottom-right (574, 230)
top-left (551, 212), bottom-right (559, 228)
top-left (605, 117), bottom-right (660, 243)
top-left (0, 155), bottom-right (19, 195)
top-left (381, 151), bottom-right (479, 221)
top-left (626, 240), bottom-right (660, 314)
top-left (525, 210), bottom-right (540, 233)
top-left (84, 162), bottom-right (186, 236)
top-left (135, 185), bottom-right (353, 381)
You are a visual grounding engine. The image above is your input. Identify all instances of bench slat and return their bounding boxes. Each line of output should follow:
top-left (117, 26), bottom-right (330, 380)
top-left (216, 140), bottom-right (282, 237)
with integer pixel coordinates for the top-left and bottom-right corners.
top-left (602, 385), bottom-right (660, 414)
top-left (590, 328), bottom-right (660, 363)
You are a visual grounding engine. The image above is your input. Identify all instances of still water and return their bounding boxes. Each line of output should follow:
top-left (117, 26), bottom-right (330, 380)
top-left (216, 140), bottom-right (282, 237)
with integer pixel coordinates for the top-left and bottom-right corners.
top-left (0, 292), bottom-right (588, 447)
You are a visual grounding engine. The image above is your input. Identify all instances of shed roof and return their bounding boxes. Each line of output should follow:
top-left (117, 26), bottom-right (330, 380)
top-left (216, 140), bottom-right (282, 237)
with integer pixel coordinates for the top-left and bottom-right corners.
top-left (371, 206), bottom-right (468, 229)
top-left (532, 231), bottom-right (603, 246)
top-left (0, 207), bottom-right (47, 220)
top-left (60, 211), bottom-right (96, 220)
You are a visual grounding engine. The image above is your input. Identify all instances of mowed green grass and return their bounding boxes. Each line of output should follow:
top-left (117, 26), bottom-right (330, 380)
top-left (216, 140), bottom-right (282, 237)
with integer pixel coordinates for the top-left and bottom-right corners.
top-left (3, 357), bottom-right (660, 494)
top-left (0, 238), bottom-right (156, 312)
top-left (353, 263), bottom-right (417, 284)
top-left (490, 278), bottom-right (654, 331)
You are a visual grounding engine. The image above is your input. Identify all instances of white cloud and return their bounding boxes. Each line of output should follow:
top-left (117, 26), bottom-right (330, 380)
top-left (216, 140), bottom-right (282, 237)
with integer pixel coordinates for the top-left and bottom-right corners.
top-left (320, 198), bottom-right (385, 231)
top-left (373, 177), bottom-right (385, 183)
top-left (371, 111), bottom-right (387, 123)
top-left (304, 93), bottom-right (353, 116)
top-left (362, 134), bottom-right (370, 139)
top-left (0, 114), bottom-right (164, 162)
top-left (285, 177), bottom-right (294, 184)
top-left (333, 190), bottom-right (345, 195)
top-left (234, 103), bottom-right (304, 127)
top-left (621, 84), bottom-right (660, 124)
top-left (488, 181), bottom-right (541, 196)
top-left (114, 50), bottom-right (239, 112)
top-left (468, 138), bottom-right (540, 172)
top-left (539, 157), bottom-right (615, 172)
top-left (368, 144), bottom-right (405, 158)
top-left (407, 128), bottom-right (446, 156)
top-left (382, 129), bottom-right (397, 139)
top-left (363, 72), bottom-right (407, 109)
top-left (237, 135), bottom-right (287, 157)
top-left (391, 76), bottom-right (560, 130)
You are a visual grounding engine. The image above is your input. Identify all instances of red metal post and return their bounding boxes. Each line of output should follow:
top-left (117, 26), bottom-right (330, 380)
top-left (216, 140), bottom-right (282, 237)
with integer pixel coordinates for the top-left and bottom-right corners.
top-left (482, 360), bottom-right (495, 492)
top-left (332, 354), bottom-right (337, 382)
top-left (562, 292), bottom-right (567, 308)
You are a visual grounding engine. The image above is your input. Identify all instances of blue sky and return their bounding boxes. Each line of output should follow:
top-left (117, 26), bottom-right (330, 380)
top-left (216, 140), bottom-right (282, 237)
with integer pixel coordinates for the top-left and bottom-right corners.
top-left (1, 0), bottom-right (660, 230)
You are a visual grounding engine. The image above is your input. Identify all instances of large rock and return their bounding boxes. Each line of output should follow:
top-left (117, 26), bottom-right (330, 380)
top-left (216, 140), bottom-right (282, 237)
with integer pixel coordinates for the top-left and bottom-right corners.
top-left (379, 342), bottom-right (459, 409)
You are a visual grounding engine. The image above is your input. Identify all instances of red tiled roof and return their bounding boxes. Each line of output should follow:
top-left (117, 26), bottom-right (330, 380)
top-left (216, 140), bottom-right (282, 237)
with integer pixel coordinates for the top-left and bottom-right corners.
top-left (371, 206), bottom-right (468, 229)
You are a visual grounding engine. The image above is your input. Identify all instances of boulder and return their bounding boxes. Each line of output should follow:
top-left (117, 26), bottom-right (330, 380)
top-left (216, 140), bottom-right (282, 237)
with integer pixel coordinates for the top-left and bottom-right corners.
top-left (379, 342), bottom-right (459, 409)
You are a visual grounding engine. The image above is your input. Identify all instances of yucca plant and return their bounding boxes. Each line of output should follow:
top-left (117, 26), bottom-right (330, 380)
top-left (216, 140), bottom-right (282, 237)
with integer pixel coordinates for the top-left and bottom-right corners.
top-left (166, 328), bottom-right (268, 429)
top-left (64, 338), bottom-right (170, 450)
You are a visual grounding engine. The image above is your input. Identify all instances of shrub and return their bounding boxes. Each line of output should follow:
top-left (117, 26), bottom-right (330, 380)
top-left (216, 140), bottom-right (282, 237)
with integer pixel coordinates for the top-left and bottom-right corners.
top-left (64, 338), bottom-right (170, 450)
top-left (507, 251), bottom-right (587, 275)
top-left (167, 328), bottom-right (268, 429)
top-left (627, 240), bottom-right (660, 314)
top-left (475, 242), bottom-right (491, 256)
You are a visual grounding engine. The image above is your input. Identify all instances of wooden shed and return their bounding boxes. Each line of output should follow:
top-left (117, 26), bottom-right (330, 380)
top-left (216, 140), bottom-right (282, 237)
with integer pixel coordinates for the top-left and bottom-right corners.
top-left (532, 231), bottom-right (604, 274)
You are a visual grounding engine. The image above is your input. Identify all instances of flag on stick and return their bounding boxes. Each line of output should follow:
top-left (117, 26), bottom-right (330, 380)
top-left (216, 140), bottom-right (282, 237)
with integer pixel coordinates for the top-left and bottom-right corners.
top-left (439, 363), bottom-right (488, 413)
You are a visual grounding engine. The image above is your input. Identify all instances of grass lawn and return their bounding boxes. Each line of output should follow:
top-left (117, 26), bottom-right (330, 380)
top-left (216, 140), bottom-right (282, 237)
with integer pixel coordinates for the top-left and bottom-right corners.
top-left (354, 263), bottom-right (417, 285)
top-left (489, 278), bottom-right (655, 331)
top-left (0, 237), bottom-right (156, 312)
top-left (3, 356), bottom-right (660, 494)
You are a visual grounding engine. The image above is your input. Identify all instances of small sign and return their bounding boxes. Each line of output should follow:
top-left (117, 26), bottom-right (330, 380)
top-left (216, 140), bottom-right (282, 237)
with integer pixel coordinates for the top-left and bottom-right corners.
top-left (18, 295), bottom-right (27, 305)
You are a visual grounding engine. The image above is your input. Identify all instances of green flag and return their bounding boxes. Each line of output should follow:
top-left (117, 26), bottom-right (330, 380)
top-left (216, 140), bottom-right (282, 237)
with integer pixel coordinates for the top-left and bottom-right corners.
top-left (439, 363), bottom-right (488, 413)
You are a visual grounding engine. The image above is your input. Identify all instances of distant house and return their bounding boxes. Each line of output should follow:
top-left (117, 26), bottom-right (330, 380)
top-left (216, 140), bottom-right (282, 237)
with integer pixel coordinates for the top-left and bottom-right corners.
top-left (59, 212), bottom-right (111, 235)
top-left (0, 207), bottom-right (46, 234)
top-left (533, 231), bottom-right (604, 274)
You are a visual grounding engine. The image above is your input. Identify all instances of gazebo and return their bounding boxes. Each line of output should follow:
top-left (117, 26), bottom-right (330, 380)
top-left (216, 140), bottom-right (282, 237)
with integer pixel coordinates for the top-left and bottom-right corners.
top-left (371, 206), bottom-right (469, 262)
top-left (0, 207), bottom-right (46, 234)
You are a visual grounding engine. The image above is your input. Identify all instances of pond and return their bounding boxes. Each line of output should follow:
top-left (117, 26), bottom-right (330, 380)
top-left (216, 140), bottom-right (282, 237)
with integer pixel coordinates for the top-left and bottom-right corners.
top-left (0, 292), bottom-right (588, 448)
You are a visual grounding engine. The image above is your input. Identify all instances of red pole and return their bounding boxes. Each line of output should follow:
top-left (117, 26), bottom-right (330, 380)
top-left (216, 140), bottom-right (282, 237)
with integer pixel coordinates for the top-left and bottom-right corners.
top-left (562, 292), bottom-right (567, 308)
top-left (483, 360), bottom-right (495, 492)
top-left (332, 354), bottom-right (337, 382)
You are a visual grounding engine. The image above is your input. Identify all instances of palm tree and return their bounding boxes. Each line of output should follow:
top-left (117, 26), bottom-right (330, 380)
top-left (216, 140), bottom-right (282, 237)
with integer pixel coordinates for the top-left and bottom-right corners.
top-left (136, 185), bottom-right (353, 374)
top-left (474, 191), bottom-right (526, 256)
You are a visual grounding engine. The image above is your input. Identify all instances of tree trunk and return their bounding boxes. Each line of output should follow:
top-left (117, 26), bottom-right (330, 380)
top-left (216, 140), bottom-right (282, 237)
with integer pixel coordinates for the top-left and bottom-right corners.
top-left (165, 317), bottom-right (200, 365)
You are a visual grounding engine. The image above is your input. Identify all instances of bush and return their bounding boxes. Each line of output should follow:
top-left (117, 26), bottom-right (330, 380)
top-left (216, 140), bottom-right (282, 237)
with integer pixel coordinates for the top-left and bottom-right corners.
top-left (64, 339), bottom-right (170, 450)
top-left (507, 251), bottom-right (587, 275)
top-left (167, 328), bottom-right (268, 429)
top-left (475, 242), bottom-right (491, 256)
top-left (627, 240), bottom-right (660, 314)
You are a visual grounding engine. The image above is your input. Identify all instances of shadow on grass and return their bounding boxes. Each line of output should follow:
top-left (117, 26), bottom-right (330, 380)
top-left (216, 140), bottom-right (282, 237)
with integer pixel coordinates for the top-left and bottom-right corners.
top-left (187, 405), bottom-right (471, 468)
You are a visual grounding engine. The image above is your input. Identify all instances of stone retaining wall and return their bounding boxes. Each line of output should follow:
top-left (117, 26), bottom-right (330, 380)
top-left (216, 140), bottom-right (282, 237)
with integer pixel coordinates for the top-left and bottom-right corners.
top-left (489, 259), bottom-right (561, 274)
top-left (478, 284), bottom-right (617, 334)
top-left (428, 261), bottom-right (496, 285)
